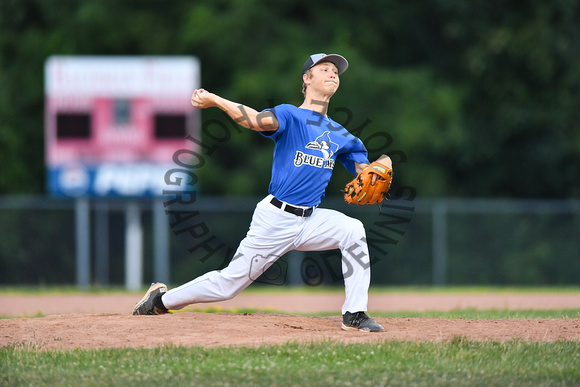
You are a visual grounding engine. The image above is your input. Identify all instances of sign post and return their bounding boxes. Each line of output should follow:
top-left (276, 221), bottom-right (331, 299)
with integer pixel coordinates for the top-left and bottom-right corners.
top-left (45, 56), bottom-right (200, 289)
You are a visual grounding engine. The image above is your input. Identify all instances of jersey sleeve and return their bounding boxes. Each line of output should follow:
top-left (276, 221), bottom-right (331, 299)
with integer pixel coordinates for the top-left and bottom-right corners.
top-left (259, 104), bottom-right (291, 141)
top-left (338, 136), bottom-right (369, 175)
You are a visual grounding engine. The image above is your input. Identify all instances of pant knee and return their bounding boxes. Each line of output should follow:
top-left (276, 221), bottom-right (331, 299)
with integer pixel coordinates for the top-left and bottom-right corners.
top-left (217, 273), bottom-right (252, 301)
top-left (220, 288), bottom-right (239, 301)
top-left (348, 218), bottom-right (366, 240)
top-left (337, 218), bottom-right (367, 253)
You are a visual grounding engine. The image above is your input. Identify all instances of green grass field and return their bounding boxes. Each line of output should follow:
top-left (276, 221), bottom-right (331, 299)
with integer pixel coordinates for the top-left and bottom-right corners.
top-left (2, 337), bottom-right (579, 386)
top-left (2, 284), bottom-right (580, 294)
top-left (1, 287), bottom-right (579, 386)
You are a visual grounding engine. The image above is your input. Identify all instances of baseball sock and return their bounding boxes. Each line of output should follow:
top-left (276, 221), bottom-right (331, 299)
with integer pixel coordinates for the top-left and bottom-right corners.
top-left (154, 294), bottom-right (168, 312)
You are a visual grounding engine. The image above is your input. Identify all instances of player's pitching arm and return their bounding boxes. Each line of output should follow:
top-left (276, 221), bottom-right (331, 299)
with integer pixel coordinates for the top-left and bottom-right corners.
top-left (191, 88), bottom-right (279, 132)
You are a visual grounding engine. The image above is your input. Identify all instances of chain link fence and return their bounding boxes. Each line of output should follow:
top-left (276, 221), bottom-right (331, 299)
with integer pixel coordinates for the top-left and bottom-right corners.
top-left (1, 195), bottom-right (578, 288)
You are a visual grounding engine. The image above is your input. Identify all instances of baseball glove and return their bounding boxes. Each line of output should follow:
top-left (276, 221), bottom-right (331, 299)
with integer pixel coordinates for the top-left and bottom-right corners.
top-left (344, 160), bottom-right (393, 205)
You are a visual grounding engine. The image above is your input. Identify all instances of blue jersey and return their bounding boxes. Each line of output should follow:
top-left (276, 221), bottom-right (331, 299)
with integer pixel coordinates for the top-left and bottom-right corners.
top-left (261, 104), bottom-right (369, 207)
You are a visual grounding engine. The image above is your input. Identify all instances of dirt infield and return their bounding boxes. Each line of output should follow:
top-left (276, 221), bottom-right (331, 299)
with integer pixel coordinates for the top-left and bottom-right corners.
top-left (1, 292), bottom-right (579, 350)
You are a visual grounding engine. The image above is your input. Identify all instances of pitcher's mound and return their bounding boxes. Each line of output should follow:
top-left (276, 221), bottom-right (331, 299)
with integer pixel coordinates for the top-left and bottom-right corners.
top-left (2, 312), bottom-right (579, 350)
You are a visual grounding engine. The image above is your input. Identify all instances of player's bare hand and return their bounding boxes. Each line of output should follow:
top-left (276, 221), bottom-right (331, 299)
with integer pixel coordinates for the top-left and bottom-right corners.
top-left (191, 89), bottom-right (215, 109)
top-left (376, 154), bottom-right (392, 169)
top-left (355, 156), bottom-right (392, 186)
top-left (371, 155), bottom-right (392, 185)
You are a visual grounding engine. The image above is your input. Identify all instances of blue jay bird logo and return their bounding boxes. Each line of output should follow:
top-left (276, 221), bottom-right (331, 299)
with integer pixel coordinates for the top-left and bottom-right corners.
top-left (306, 131), bottom-right (339, 161)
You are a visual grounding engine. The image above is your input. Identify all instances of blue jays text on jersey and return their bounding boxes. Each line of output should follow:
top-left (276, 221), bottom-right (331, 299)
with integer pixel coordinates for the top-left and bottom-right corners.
top-left (294, 151), bottom-right (336, 169)
top-left (294, 130), bottom-right (337, 169)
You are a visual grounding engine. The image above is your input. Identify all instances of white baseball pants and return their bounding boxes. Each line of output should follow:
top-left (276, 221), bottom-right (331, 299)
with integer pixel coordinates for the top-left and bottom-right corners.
top-left (162, 194), bottom-right (371, 314)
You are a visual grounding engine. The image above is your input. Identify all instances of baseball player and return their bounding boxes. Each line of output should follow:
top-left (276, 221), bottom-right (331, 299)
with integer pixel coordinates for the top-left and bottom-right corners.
top-left (133, 53), bottom-right (392, 332)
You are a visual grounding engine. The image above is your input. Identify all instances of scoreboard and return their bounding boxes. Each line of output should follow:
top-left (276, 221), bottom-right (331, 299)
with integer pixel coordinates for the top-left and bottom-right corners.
top-left (45, 56), bottom-right (200, 197)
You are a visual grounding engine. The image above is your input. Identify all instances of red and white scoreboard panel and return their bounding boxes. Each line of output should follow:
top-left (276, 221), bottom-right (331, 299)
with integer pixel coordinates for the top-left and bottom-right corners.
top-left (45, 56), bottom-right (200, 197)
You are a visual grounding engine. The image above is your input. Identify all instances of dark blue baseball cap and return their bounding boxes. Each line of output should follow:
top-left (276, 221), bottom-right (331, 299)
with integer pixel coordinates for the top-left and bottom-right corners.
top-left (302, 53), bottom-right (349, 75)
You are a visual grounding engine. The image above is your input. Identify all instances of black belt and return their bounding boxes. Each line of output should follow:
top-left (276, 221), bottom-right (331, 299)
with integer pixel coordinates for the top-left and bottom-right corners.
top-left (270, 197), bottom-right (314, 217)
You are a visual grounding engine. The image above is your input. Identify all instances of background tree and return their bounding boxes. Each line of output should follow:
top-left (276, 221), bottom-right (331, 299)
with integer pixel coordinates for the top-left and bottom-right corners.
top-left (1, 0), bottom-right (579, 198)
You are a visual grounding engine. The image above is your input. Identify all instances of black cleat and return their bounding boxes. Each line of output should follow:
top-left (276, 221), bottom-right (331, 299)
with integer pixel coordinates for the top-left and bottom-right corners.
top-left (132, 283), bottom-right (169, 315)
top-left (341, 311), bottom-right (384, 332)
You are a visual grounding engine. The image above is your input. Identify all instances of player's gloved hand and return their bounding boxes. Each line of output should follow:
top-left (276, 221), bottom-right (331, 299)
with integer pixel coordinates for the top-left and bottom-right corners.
top-left (344, 156), bottom-right (393, 205)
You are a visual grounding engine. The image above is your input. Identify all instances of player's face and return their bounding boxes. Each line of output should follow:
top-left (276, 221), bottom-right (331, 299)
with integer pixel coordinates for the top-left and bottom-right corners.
top-left (308, 62), bottom-right (340, 95)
